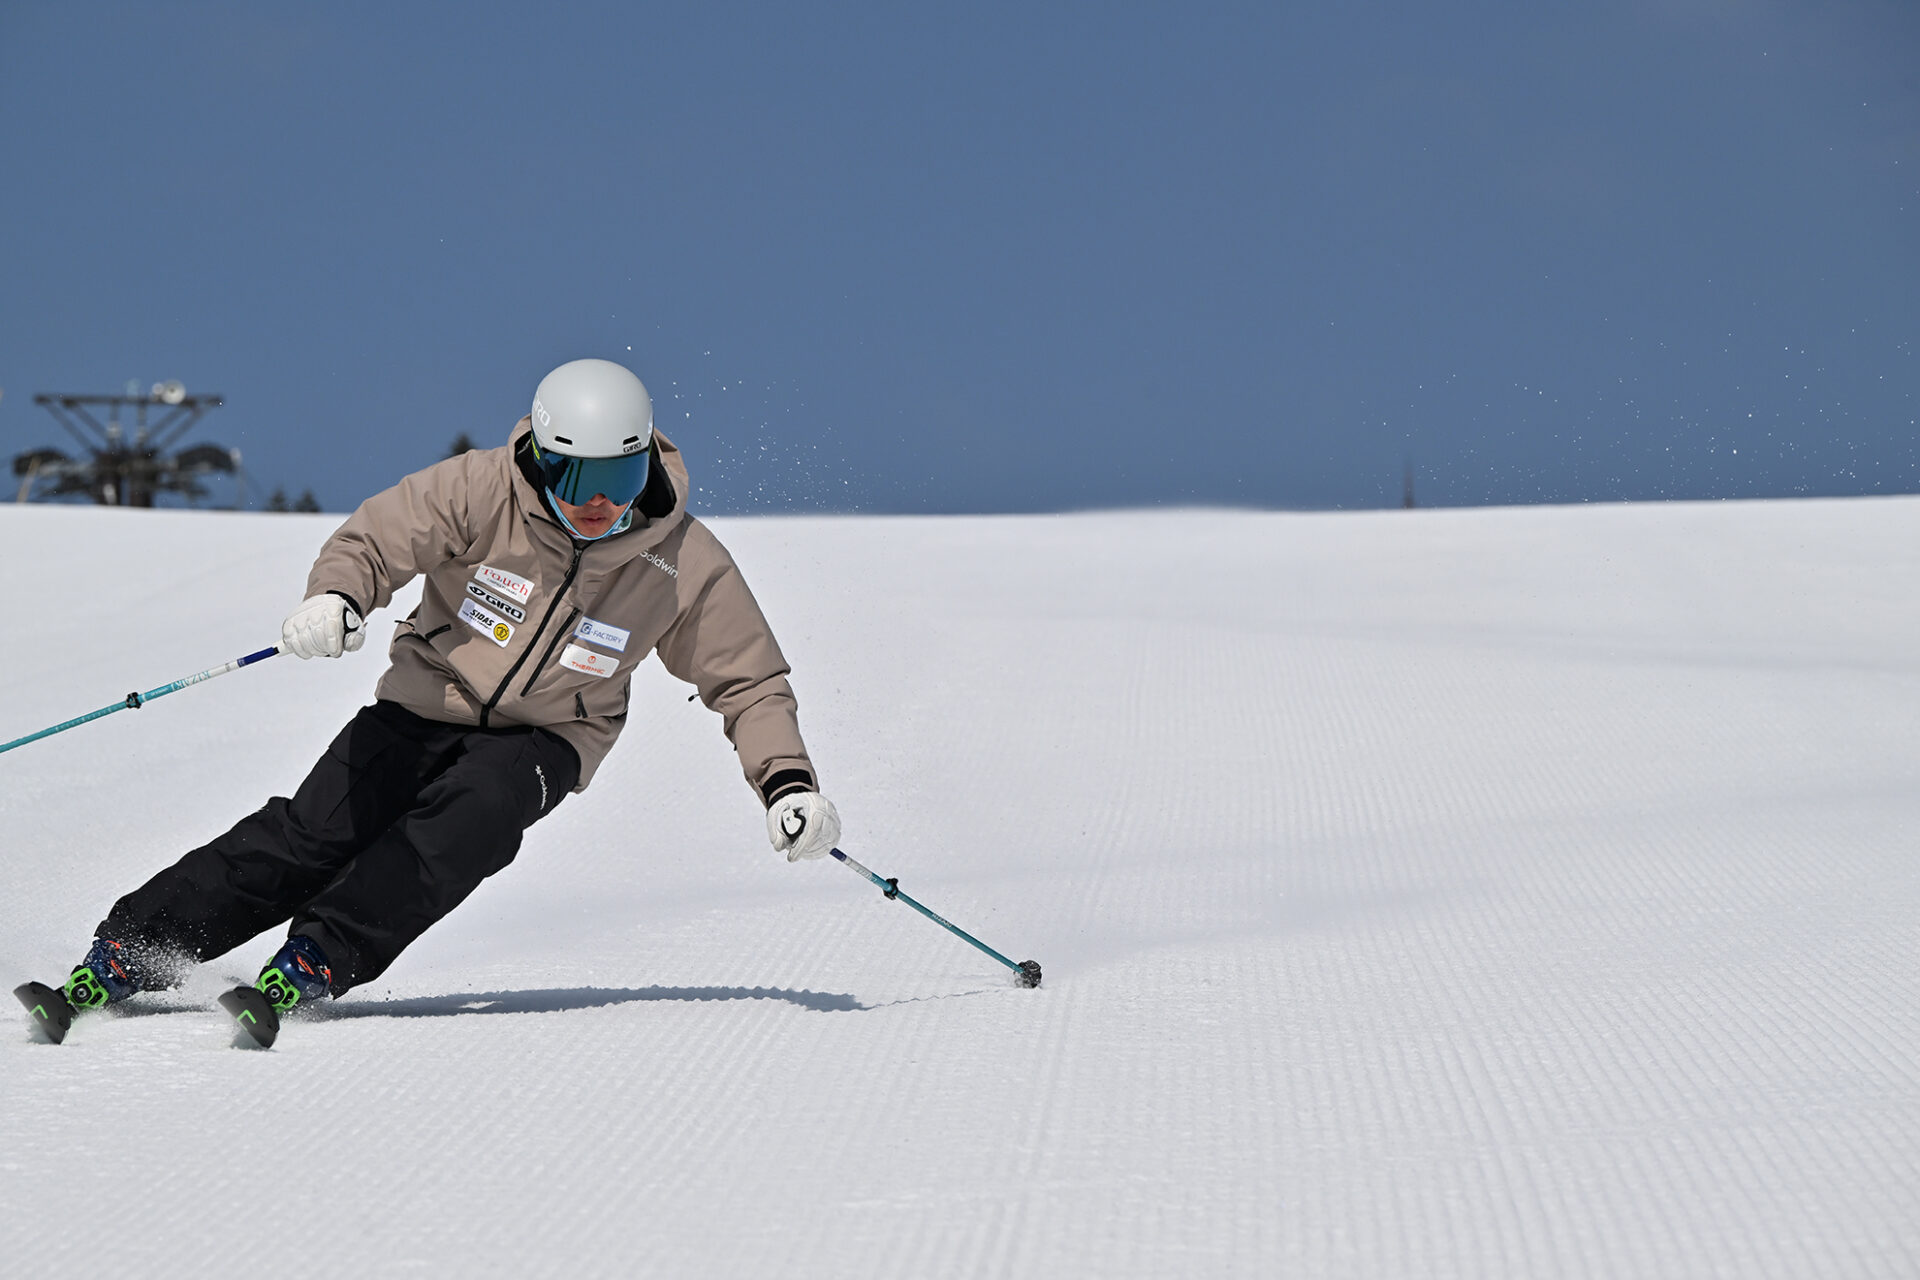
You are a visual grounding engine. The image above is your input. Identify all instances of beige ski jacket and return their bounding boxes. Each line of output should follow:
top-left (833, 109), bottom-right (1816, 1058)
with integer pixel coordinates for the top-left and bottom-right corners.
top-left (304, 418), bottom-right (817, 799)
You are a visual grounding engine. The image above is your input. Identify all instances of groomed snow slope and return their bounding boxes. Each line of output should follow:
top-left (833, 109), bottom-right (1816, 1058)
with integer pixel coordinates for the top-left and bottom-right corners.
top-left (2, 500), bottom-right (1916, 1279)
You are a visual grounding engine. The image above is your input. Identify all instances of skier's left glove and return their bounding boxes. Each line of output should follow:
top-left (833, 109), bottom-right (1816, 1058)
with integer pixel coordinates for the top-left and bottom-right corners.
top-left (768, 792), bottom-right (840, 862)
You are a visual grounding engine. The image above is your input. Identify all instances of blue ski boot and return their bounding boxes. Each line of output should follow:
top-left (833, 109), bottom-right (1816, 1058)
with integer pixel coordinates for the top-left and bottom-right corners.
top-left (64, 937), bottom-right (142, 1011)
top-left (253, 934), bottom-right (334, 1014)
top-left (221, 935), bottom-right (333, 1048)
top-left (13, 938), bottom-right (142, 1043)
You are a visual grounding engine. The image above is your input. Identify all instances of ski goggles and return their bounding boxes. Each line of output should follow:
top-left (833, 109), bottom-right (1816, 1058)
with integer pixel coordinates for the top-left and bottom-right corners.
top-left (532, 438), bottom-right (652, 507)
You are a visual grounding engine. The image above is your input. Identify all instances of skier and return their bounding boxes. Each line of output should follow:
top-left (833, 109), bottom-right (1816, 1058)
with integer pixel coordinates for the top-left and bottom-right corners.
top-left (34, 357), bottom-right (840, 1041)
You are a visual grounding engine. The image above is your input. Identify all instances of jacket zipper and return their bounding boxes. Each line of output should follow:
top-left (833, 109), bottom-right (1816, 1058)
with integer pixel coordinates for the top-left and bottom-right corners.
top-left (521, 606), bottom-right (580, 698)
top-left (479, 541), bottom-right (585, 727)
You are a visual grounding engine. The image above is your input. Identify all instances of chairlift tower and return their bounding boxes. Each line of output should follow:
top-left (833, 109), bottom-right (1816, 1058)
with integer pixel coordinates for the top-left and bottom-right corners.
top-left (23, 381), bottom-right (232, 507)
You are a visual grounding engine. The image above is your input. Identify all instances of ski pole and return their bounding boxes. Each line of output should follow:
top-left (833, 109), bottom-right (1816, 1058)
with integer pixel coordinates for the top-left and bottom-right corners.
top-left (829, 847), bottom-right (1042, 988)
top-left (0, 645), bottom-right (282, 756)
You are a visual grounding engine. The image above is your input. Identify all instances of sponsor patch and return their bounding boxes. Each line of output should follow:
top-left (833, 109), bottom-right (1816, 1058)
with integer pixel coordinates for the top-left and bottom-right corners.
top-left (473, 563), bottom-right (534, 605)
top-left (466, 581), bottom-right (527, 624)
top-left (459, 598), bottom-right (514, 647)
top-left (558, 643), bottom-right (619, 679)
top-left (575, 616), bottom-right (630, 653)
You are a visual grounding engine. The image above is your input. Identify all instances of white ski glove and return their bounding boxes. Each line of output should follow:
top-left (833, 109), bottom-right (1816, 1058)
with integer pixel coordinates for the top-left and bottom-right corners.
top-left (768, 791), bottom-right (841, 862)
top-left (281, 594), bottom-right (364, 660)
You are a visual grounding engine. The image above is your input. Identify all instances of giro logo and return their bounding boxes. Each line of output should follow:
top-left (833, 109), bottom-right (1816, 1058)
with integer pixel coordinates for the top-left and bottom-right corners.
top-left (467, 581), bottom-right (526, 623)
top-left (532, 398), bottom-right (551, 430)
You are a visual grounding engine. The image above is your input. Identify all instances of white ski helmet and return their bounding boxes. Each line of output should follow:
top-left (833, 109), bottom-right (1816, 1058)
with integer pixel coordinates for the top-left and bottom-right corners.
top-left (528, 359), bottom-right (655, 508)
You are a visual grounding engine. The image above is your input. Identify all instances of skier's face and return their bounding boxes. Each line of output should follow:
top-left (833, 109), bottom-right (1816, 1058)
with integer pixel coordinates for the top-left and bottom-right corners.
top-left (554, 491), bottom-right (631, 538)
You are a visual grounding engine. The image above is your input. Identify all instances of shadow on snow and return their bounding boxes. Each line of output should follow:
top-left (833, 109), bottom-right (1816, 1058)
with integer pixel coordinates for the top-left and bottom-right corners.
top-left (304, 985), bottom-right (868, 1018)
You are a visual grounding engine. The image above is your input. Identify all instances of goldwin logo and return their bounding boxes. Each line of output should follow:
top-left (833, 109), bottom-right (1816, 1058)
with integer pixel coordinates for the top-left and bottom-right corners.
top-left (639, 549), bottom-right (678, 579)
top-left (534, 764), bottom-right (548, 811)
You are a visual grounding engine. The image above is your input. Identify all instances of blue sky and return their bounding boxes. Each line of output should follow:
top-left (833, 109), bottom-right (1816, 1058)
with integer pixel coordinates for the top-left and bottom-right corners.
top-left (1, 2), bottom-right (1915, 513)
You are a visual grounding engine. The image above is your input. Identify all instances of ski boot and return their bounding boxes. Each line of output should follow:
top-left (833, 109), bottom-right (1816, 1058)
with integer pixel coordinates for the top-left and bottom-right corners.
top-left (13, 938), bottom-right (142, 1044)
top-left (254, 934), bottom-right (334, 1012)
top-left (220, 934), bottom-right (333, 1049)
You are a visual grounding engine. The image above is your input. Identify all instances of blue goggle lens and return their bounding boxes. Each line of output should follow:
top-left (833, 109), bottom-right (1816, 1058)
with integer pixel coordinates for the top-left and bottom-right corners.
top-left (536, 442), bottom-right (651, 506)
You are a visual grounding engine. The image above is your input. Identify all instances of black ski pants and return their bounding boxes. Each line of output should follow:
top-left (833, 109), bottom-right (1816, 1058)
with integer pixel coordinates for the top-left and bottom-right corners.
top-left (100, 700), bottom-right (581, 995)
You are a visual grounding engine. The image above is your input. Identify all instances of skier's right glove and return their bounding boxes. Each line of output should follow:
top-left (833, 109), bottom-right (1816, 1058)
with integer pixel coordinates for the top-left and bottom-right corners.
top-left (281, 593), bottom-right (365, 660)
top-left (768, 792), bottom-right (841, 862)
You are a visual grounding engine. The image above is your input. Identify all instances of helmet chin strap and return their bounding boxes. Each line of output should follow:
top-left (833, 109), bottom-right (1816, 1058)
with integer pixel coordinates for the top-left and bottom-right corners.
top-left (546, 490), bottom-right (634, 542)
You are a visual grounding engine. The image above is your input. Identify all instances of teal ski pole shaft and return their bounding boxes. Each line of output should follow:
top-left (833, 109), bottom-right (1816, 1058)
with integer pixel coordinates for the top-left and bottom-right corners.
top-left (0, 645), bottom-right (282, 756)
top-left (828, 847), bottom-right (1042, 988)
